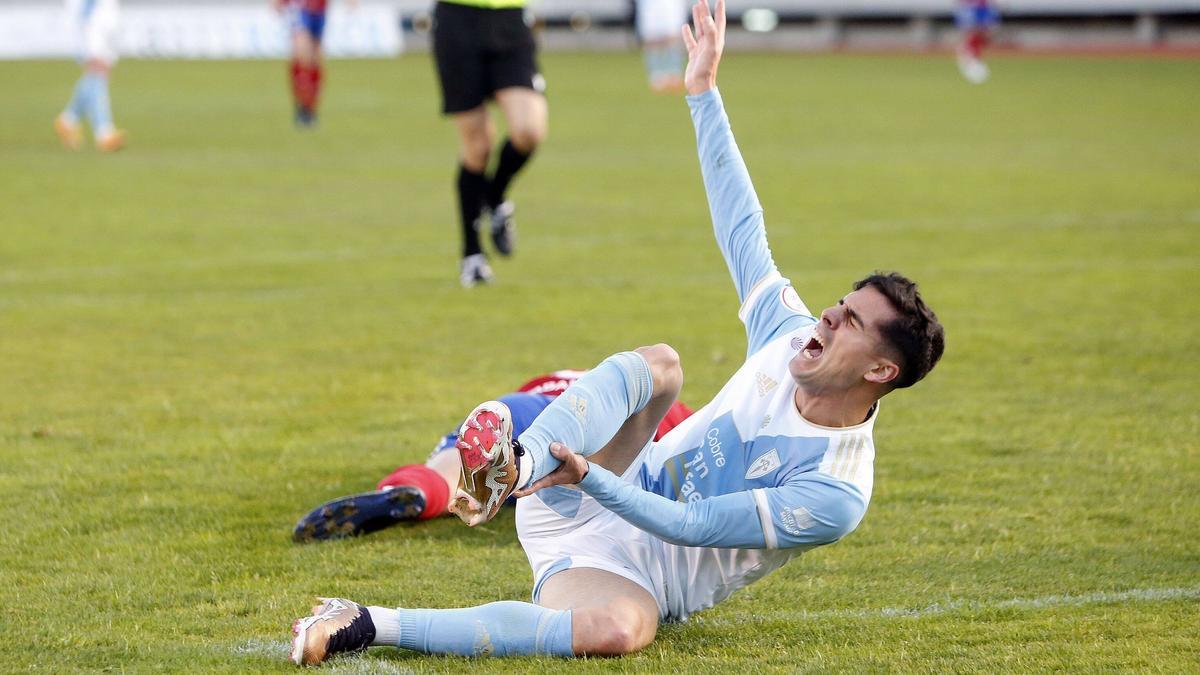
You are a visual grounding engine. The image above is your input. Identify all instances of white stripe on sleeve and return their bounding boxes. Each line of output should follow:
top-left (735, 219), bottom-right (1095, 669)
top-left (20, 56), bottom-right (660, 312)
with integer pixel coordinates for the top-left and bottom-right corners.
top-left (751, 488), bottom-right (777, 549)
top-left (738, 271), bottom-right (783, 323)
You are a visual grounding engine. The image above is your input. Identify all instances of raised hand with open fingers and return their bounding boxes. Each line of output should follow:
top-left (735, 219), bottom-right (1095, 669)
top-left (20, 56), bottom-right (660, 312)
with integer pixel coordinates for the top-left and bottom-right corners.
top-left (681, 0), bottom-right (727, 96)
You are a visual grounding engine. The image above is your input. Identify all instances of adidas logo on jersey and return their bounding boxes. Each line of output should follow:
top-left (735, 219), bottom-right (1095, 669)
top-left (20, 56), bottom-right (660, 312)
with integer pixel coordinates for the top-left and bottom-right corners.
top-left (755, 372), bottom-right (778, 397)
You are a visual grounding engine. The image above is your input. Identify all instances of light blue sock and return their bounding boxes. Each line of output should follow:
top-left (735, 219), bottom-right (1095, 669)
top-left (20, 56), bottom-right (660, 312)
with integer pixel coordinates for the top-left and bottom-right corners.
top-left (644, 45), bottom-right (683, 82)
top-left (517, 351), bottom-right (653, 486)
top-left (643, 47), bottom-right (662, 81)
top-left (63, 74), bottom-right (91, 123)
top-left (371, 602), bottom-right (573, 657)
top-left (82, 73), bottom-right (114, 137)
top-left (664, 42), bottom-right (684, 76)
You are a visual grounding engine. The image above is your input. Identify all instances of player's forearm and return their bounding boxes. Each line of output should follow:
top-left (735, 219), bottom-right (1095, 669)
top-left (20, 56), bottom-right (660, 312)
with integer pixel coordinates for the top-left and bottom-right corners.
top-left (578, 463), bottom-right (766, 548)
top-left (688, 88), bottom-right (777, 303)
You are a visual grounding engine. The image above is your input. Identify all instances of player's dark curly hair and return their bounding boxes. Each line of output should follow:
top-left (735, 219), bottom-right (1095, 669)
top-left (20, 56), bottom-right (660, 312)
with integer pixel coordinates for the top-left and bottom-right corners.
top-left (853, 272), bottom-right (945, 390)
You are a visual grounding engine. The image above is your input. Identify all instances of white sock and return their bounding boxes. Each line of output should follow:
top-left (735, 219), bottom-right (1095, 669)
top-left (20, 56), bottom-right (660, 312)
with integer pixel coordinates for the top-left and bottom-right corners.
top-left (367, 606), bottom-right (401, 647)
top-left (516, 448), bottom-right (534, 489)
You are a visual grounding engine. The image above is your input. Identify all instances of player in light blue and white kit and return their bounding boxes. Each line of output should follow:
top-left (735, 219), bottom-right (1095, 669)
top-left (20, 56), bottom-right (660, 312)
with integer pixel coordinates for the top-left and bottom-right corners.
top-left (55, 0), bottom-right (125, 152)
top-left (637, 0), bottom-right (688, 93)
top-left (289, 0), bottom-right (945, 664)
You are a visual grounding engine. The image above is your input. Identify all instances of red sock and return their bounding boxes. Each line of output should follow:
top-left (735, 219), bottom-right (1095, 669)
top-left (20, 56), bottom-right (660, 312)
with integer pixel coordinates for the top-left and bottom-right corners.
top-left (289, 59), bottom-right (307, 109)
top-left (376, 465), bottom-right (451, 521)
top-left (290, 61), bottom-right (321, 112)
top-left (307, 64), bottom-right (323, 113)
top-left (966, 31), bottom-right (988, 59)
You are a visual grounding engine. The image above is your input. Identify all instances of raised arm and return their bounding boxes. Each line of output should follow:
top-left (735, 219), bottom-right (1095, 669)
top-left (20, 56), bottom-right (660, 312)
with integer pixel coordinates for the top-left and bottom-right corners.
top-left (684, 0), bottom-right (778, 303)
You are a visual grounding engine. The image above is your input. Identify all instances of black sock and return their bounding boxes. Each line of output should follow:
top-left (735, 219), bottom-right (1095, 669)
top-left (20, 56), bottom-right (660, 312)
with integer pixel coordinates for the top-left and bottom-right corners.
top-left (457, 164), bottom-right (487, 257)
top-left (486, 139), bottom-right (533, 209)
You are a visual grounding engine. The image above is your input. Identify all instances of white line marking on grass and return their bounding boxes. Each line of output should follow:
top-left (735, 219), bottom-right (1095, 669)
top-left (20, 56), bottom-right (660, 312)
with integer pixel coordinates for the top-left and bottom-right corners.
top-left (870, 586), bottom-right (1200, 619)
top-left (231, 639), bottom-right (415, 673)
top-left (324, 657), bottom-right (415, 675)
top-left (233, 638), bottom-right (289, 658)
top-left (709, 586), bottom-right (1200, 623)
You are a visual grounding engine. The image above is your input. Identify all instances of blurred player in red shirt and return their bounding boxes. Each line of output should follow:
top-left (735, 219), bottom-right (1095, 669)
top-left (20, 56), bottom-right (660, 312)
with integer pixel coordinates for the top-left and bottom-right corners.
top-left (956, 0), bottom-right (999, 84)
top-left (293, 369), bottom-right (694, 541)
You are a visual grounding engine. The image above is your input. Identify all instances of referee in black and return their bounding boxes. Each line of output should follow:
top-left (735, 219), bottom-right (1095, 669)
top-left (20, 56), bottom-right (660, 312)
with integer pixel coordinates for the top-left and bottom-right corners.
top-left (433, 0), bottom-right (548, 287)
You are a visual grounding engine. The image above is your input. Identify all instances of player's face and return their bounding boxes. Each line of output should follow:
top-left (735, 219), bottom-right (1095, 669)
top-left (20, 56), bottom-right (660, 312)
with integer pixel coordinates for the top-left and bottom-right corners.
top-left (789, 286), bottom-right (901, 392)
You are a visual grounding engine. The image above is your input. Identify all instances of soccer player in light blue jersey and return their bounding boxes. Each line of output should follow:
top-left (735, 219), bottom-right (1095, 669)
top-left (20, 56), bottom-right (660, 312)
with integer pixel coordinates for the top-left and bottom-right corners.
top-left (289, 0), bottom-right (944, 664)
top-left (55, 0), bottom-right (125, 152)
top-left (637, 0), bottom-right (688, 93)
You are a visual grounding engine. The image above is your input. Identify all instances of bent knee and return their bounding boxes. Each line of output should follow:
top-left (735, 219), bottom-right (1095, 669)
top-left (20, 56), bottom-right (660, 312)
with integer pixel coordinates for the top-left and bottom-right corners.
top-left (460, 140), bottom-right (492, 171)
top-left (578, 601), bottom-right (657, 656)
top-left (456, 121), bottom-right (495, 170)
top-left (508, 125), bottom-right (546, 153)
top-left (592, 625), bottom-right (650, 656)
top-left (636, 343), bottom-right (682, 396)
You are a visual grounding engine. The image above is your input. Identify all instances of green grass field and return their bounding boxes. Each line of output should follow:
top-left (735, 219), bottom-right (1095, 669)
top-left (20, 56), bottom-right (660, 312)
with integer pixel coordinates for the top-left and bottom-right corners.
top-left (2, 52), bottom-right (1198, 672)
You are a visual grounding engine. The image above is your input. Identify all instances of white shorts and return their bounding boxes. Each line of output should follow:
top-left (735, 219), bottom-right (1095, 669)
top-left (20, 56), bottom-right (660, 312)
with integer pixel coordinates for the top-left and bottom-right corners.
top-left (516, 445), bottom-right (671, 620)
top-left (517, 436), bottom-right (799, 622)
top-left (636, 0), bottom-right (687, 43)
top-left (69, 0), bottom-right (120, 65)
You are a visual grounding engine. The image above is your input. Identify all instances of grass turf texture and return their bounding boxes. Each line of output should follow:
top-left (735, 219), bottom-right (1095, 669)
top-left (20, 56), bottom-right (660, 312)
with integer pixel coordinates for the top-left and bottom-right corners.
top-left (1, 52), bottom-right (1198, 672)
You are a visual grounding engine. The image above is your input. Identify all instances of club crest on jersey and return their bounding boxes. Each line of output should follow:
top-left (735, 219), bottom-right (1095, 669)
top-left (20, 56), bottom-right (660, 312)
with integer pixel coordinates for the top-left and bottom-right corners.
top-left (745, 449), bottom-right (781, 479)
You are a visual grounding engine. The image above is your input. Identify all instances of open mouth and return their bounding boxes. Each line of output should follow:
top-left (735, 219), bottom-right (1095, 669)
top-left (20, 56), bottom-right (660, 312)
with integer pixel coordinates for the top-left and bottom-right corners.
top-left (802, 331), bottom-right (826, 360)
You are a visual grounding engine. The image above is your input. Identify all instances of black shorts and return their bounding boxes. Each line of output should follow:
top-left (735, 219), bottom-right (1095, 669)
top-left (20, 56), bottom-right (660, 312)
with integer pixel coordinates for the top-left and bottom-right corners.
top-left (432, 1), bottom-right (545, 114)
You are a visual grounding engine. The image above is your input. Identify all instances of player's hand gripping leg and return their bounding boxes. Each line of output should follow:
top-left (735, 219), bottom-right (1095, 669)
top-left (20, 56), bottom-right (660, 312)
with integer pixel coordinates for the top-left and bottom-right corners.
top-left (514, 442), bottom-right (588, 497)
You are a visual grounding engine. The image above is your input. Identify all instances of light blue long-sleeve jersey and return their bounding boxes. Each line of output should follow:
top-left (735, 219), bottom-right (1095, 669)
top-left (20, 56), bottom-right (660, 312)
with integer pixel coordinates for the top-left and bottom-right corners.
top-left (571, 88), bottom-right (871, 553)
top-left (691, 87), bottom-right (813, 357)
top-left (691, 89), bottom-right (776, 306)
top-left (579, 461), bottom-right (863, 549)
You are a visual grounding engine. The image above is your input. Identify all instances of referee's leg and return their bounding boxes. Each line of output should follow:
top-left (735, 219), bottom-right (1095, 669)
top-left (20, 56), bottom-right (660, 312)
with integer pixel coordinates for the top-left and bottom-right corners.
top-left (453, 106), bottom-right (494, 173)
top-left (451, 108), bottom-right (494, 267)
top-left (495, 87), bottom-right (547, 154)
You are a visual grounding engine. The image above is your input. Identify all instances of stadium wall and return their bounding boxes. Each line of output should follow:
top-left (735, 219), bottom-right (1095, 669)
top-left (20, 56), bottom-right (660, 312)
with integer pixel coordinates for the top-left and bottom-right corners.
top-left (0, 1), bottom-right (402, 59)
top-left (2, 0), bottom-right (1198, 60)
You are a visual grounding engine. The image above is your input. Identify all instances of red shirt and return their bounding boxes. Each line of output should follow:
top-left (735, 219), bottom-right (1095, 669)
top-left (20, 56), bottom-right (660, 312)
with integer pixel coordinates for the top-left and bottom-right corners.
top-left (289, 0), bottom-right (327, 14)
